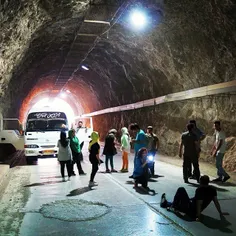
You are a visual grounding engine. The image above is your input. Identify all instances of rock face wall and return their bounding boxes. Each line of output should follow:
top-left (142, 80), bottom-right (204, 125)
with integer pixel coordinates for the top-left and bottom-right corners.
top-left (0, 1), bottom-right (235, 168)
top-left (93, 94), bottom-right (236, 171)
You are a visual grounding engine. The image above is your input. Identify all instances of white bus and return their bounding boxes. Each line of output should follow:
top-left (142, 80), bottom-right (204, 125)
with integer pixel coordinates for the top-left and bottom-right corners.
top-left (24, 107), bottom-right (69, 161)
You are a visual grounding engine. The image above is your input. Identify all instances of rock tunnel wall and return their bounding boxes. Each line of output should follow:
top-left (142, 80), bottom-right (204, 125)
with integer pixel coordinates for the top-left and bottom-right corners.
top-left (0, 0), bottom-right (235, 169)
top-left (93, 94), bottom-right (236, 172)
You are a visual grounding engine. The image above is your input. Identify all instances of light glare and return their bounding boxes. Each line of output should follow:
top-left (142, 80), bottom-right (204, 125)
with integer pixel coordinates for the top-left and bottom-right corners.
top-left (130, 11), bottom-right (146, 28)
top-left (81, 65), bottom-right (89, 71)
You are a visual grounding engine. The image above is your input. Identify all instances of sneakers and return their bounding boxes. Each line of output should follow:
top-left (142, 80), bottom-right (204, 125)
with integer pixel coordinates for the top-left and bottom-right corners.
top-left (184, 180), bottom-right (189, 184)
top-left (71, 172), bottom-right (76, 176)
top-left (160, 193), bottom-right (167, 208)
top-left (88, 181), bottom-right (98, 187)
top-left (222, 176), bottom-right (230, 183)
top-left (62, 177), bottom-right (66, 182)
top-left (106, 169), bottom-right (111, 173)
top-left (79, 172), bottom-right (87, 175)
top-left (111, 169), bottom-right (118, 173)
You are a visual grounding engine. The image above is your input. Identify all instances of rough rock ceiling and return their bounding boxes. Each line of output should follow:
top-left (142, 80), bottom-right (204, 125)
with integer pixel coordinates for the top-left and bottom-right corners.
top-left (0, 0), bottom-right (236, 117)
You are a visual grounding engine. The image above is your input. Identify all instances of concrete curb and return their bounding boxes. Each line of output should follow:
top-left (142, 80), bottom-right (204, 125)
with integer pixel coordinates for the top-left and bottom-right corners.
top-left (0, 164), bottom-right (11, 194)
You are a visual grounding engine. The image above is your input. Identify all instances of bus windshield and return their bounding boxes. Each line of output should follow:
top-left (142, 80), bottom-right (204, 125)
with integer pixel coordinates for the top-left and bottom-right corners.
top-left (26, 119), bottom-right (68, 132)
top-left (26, 112), bottom-right (69, 132)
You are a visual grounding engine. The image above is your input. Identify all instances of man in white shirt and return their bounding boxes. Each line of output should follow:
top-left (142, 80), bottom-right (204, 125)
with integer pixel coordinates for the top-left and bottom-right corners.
top-left (211, 121), bottom-right (230, 183)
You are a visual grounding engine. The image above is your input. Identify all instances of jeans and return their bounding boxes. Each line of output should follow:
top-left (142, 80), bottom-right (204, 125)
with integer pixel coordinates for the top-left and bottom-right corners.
top-left (90, 162), bottom-right (99, 182)
top-left (183, 155), bottom-right (200, 181)
top-left (134, 172), bottom-right (148, 188)
top-left (59, 160), bottom-right (71, 178)
top-left (216, 152), bottom-right (229, 178)
top-left (105, 155), bottom-right (114, 170)
top-left (163, 187), bottom-right (196, 217)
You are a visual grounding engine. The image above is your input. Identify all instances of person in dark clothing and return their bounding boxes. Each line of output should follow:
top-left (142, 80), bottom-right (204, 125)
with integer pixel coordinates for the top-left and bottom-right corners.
top-left (88, 131), bottom-right (101, 187)
top-left (133, 148), bottom-right (149, 190)
top-left (57, 131), bottom-right (72, 182)
top-left (103, 129), bottom-right (118, 173)
top-left (179, 123), bottom-right (200, 183)
top-left (68, 129), bottom-right (86, 176)
top-left (188, 120), bottom-right (206, 179)
top-left (160, 175), bottom-right (229, 221)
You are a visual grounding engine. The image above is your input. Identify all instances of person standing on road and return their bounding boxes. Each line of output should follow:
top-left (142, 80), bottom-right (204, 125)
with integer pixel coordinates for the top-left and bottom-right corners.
top-left (88, 131), bottom-right (100, 187)
top-left (146, 126), bottom-right (159, 156)
top-left (76, 121), bottom-right (85, 161)
top-left (103, 129), bottom-right (118, 173)
top-left (211, 121), bottom-right (230, 183)
top-left (68, 129), bottom-right (86, 176)
top-left (57, 131), bottom-right (72, 182)
top-left (179, 123), bottom-right (200, 183)
top-left (120, 127), bottom-right (131, 172)
top-left (189, 120), bottom-right (206, 179)
top-left (129, 123), bottom-right (148, 178)
top-left (160, 175), bottom-right (229, 221)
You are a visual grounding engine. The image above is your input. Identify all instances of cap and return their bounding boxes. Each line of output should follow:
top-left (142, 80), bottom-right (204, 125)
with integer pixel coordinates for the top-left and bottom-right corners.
top-left (147, 126), bottom-right (153, 130)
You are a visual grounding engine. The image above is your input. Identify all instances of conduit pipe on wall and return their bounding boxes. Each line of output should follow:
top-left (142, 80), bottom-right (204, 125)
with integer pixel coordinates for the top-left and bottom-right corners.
top-left (81, 80), bottom-right (236, 117)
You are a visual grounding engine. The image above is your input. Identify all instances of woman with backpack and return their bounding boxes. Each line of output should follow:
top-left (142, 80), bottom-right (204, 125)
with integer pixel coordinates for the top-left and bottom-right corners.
top-left (57, 131), bottom-right (72, 182)
top-left (103, 129), bottom-right (118, 173)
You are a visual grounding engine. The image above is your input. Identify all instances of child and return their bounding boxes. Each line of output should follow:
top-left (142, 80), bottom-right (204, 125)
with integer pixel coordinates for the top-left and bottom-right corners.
top-left (88, 131), bottom-right (101, 187)
top-left (57, 131), bottom-right (72, 181)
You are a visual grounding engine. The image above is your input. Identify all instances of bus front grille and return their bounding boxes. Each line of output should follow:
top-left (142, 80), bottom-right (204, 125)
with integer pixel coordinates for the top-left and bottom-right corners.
top-left (41, 145), bottom-right (56, 148)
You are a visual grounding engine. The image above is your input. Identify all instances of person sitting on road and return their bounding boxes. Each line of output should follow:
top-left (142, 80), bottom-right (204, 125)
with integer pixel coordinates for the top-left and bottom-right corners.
top-left (160, 175), bottom-right (229, 221)
top-left (88, 131), bottom-right (101, 187)
top-left (68, 129), bottom-right (86, 176)
top-left (133, 148), bottom-right (150, 190)
top-left (57, 131), bottom-right (72, 182)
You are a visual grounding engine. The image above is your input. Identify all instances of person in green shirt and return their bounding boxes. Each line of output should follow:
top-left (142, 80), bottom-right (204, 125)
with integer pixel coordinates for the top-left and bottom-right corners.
top-left (68, 129), bottom-right (86, 175)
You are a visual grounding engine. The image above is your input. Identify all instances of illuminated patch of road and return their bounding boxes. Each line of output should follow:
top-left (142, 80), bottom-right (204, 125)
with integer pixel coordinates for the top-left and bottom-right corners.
top-left (39, 199), bottom-right (111, 222)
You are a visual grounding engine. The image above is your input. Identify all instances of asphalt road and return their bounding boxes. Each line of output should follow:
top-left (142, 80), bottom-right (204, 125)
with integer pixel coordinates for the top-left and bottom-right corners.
top-left (1, 144), bottom-right (235, 236)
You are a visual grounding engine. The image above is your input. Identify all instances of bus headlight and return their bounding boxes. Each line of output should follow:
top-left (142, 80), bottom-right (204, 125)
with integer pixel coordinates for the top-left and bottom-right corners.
top-left (24, 144), bottom-right (39, 148)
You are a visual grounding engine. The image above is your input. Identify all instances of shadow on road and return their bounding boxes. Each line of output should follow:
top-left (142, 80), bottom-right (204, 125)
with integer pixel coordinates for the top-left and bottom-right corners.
top-left (211, 181), bottom-right (236, 187)
top-left (174, 212), bottom-right (232, 233)
top-left (148, 179), bottom-right (158, 182)
top-left (24, 180), bottom-right (65, 187)
top-left (40, 175), bottom-right (62, 179)
top-left (67, 187), bottom-right (94, 197)
top-left (152, 174), bottom-right (164, 178)
top-left (188, 182), bottom-right (229, 192)
top-left (125, 181), bottom-right (156, 195)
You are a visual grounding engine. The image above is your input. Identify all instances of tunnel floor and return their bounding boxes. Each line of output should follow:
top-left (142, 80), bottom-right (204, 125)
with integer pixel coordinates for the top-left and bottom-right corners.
top-left (0, 145), bottom-right (236, 236)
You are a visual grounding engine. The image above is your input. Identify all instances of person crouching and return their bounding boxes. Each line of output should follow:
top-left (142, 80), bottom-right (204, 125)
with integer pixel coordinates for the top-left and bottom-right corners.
top-left (133, 148), bottom-right (149, 190)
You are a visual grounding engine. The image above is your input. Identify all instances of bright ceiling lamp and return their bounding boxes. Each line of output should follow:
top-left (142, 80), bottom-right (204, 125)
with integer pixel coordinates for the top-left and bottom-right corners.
top-left (60, 92), bottom-right (67, 98)
top-left (130, 10), bottom-right (147, 29)
top-left (81, 65), bottom-right (89, 71)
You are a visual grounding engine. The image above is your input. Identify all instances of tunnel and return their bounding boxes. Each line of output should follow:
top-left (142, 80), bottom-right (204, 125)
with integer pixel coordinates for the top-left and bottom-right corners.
top-left (0, 0), bottom-right (236, 170)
